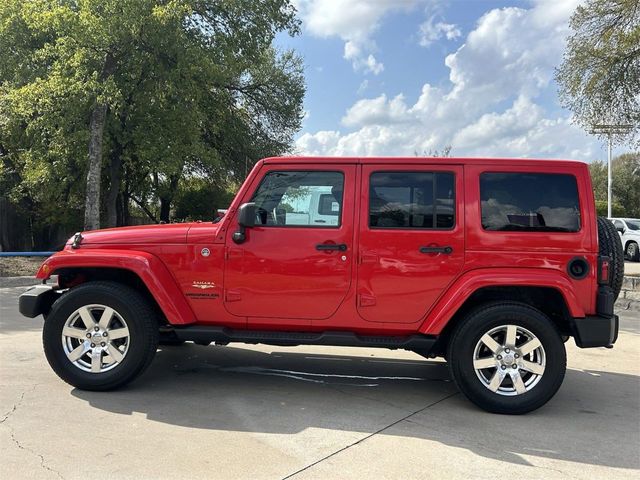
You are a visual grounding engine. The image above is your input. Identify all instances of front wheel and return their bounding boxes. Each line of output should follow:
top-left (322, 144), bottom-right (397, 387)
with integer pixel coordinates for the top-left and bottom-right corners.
top-left (43, 281), bottom-right (159, 390)
top-left (626, 241), bottom-right (639, 262)
top-left (448, 302), bottom-right (566, 414)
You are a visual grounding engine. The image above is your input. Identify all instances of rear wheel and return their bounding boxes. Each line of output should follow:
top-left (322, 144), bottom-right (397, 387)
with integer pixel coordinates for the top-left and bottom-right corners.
top-left (43, 281), bottom-right (159, 390)
top-left (448, 302), bottom-right (566, 414)
top-left (626, 241), bottom-right (639, 262)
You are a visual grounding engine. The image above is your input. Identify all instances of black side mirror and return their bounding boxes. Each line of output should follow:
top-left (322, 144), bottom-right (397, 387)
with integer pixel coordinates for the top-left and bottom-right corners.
top-left (233, 203), bottom-right (256, 244)
top-left (238, 203), bottom-right (256, 228)
top-left (616, 226), bottom-right (625, 233)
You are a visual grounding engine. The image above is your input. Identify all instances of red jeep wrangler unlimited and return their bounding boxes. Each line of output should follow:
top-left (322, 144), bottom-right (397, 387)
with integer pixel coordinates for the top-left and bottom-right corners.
top-left (19, 157), bottom-right (623, 414)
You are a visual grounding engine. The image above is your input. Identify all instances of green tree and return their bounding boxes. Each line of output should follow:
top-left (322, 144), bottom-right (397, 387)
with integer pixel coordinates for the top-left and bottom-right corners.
top-left (0, 0), bottom-right (304, 234)
top-left (173, 178), bottom-right (235, 222)
top-left (589, 152), bottom-right (640, 216)
top-left (611, 152), bottom-right (640, 216)
top-left (556, 0), bottom-right (640, 145)
top-left (588, 160), bottom-right (607, 202)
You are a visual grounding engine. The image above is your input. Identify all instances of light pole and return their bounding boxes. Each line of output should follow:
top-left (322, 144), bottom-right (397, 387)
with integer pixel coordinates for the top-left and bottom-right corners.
top-left (589, 124), bottom-right (632, 218)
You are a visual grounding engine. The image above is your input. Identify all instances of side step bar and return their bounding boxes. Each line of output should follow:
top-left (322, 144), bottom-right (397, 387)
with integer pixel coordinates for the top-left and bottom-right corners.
top-left (173, 326), bottom-right (437, 354)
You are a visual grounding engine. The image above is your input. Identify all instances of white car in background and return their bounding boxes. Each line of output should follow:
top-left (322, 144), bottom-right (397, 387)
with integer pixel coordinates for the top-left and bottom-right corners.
top-left (610, 218), bottom-right (640, 261)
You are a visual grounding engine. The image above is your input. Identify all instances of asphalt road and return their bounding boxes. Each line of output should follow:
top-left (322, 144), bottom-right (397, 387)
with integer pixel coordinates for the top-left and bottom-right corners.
top-left (1, 286), bottom-right (639, 480)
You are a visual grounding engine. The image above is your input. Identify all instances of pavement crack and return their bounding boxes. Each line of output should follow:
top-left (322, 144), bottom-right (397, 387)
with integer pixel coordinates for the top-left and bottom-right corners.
top-left (7, 425), bottom-right (64, 479)
top-left (0, 384), bottom-right (37, 424)
top-left (281, 391), bottom-right (459, 479)
top-left (1, 385), bottom-right (62, 479)
top-left (0, 392), bottom-right (26, 424)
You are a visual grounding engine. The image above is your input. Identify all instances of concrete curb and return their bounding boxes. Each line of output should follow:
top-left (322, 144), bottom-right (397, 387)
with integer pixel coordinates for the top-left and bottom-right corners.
top-left (615, 299), bottom-right (640, 313)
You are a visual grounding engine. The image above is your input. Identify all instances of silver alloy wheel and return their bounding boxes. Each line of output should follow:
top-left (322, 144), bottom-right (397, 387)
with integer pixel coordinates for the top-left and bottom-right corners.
top-left (473, 324), bottom-right (546, 396)
top-left (61, 304), bottom-right (130, 373)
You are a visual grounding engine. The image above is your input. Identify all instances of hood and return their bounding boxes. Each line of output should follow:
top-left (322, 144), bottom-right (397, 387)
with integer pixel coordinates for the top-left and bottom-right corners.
top-left (73, 223), bottom-right (197, 245)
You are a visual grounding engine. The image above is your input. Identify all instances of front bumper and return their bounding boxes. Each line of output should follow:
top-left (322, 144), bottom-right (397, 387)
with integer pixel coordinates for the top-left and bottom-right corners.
top-left (571, 314), bottom-right (619, 348)
top-left (18, 285), bottom-right (60, 318)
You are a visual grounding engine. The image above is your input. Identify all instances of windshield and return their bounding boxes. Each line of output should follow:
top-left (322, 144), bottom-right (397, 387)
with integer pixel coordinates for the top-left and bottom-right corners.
top-left (626, 220), bottom-right (640, 231)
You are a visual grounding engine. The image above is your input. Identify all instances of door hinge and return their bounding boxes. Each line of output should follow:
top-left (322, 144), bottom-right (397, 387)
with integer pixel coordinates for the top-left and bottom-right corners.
top-left (358, 293), bottom-right (377, 307)
top-left (360, 252), bottom-right (379, 264)
top-left (225, 290), bottom-right (242, 302)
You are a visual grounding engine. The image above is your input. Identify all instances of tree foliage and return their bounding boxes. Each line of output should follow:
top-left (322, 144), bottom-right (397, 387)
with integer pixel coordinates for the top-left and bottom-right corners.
top-left (556, 0), bottom-right (640, 145)
top-left (0, 0), bottom-right (305, 246)
top-left (589, 152), bottom-right (640, 216)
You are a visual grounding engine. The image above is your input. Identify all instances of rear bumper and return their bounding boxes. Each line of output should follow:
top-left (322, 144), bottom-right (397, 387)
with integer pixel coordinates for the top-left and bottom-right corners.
top-left (570, 284), bottom-right (619, 348)
top-left (571, 314), bottom-right (619, 348)
top-left (18, 285), bottom-right (59, 318)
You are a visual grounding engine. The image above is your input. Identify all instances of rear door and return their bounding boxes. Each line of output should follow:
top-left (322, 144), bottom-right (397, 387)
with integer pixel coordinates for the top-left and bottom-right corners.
top-left (224, 164), bottom-right (356, 324)
top-left (357, 164), bottom-right (465, 323)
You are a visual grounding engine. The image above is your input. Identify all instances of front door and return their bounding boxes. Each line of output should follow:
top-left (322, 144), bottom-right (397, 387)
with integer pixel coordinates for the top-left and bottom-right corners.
top-left (357, 164), bottom-right (465, 323)
top-left (224, 165), bottom-right (356, 324)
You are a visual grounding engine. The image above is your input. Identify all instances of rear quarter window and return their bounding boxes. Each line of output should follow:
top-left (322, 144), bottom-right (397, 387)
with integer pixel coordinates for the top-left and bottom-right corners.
top-left (480, 173), bottom-right (581, 232)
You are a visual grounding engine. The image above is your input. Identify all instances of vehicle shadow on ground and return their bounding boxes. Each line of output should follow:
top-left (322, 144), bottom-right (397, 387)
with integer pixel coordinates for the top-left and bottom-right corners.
top-left (72, 343), bottom-right (639, 471)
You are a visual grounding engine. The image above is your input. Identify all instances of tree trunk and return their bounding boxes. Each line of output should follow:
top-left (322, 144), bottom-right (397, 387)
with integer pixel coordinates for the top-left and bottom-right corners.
top-left (84, 53), bottom-right (115, 231)
top-left (159, 174), bottom-right (180, 223)
top-left (84, 101), bottom-right (108, 230)
top-left (116, 192), bottom-right (124, 226)
top-left (123, 195), bottom-right (130, 225)
top-left (159, 198), bottom-right (171, 223)
top-left (106, 149), bottom-right (123, 228)
top-left (122, 175), bottom-right (131, 226)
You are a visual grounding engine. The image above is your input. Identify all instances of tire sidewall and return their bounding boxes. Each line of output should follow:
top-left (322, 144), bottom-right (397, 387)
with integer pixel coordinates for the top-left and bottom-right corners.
top-left (598, 217), bottom-right (624, 298)
top-left (43, 283), bottom-right (155, 389)
top-left (450, 304), bottom-right (566, 414)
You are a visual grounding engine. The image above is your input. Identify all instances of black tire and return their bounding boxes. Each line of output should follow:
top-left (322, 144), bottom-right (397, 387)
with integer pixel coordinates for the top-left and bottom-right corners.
top-left (43, 281), bottom-right (159, 391)
top-left (626, 241), bottom-right (640, 262)
top-left (448, 302), bottom-right (566, 414)
top-left (597, 217), bottom-right (624, 299)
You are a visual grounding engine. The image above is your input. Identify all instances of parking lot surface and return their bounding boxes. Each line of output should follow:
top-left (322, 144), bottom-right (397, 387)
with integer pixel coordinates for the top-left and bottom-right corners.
top-left (1, 286), bottom-right (639, 479)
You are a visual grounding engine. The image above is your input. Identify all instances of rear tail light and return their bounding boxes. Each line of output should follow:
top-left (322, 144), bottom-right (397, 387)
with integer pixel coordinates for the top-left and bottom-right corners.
top-left (598, 256), bottom-right (611, 285)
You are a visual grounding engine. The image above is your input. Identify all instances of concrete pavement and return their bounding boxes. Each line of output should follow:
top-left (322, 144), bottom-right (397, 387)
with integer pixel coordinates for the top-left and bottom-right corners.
top-left (1, 286), bottom-right (639, 480)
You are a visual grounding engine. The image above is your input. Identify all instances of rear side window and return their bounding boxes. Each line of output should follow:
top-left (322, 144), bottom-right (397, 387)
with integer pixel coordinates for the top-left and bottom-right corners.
top-left (369, 172), bottom-right (455, 229)
top-left (480, 173), bottom-right (581, 232)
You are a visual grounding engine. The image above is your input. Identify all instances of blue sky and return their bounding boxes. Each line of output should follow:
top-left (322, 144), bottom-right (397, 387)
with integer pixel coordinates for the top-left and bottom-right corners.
top-left (275, 0), bottom-right (624, 161)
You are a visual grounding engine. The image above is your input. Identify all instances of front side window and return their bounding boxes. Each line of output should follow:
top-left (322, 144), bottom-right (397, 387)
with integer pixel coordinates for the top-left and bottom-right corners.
top-left (480, 173), bottom-right (581, 232)
top-left (369, 172), bottom-right (455, 229)
top-left (251, 171), bottom-right (344, 227)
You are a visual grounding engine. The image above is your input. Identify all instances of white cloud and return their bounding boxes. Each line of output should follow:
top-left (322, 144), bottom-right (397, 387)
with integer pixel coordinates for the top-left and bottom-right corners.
top-left (294, 0), bottom-right (418, 74)
top-left (295, 130), bottom-right (341, 156)
top-left (418, 16), bottom-right (461, 47)
top-left (357, 79), bottom-right (369, 95)
top-left (452, 96), bottom-right (544, 151)
top-left (296, 0), bottom-right (600, 160)
top-left (342, 94), bottom-right (411, 128)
